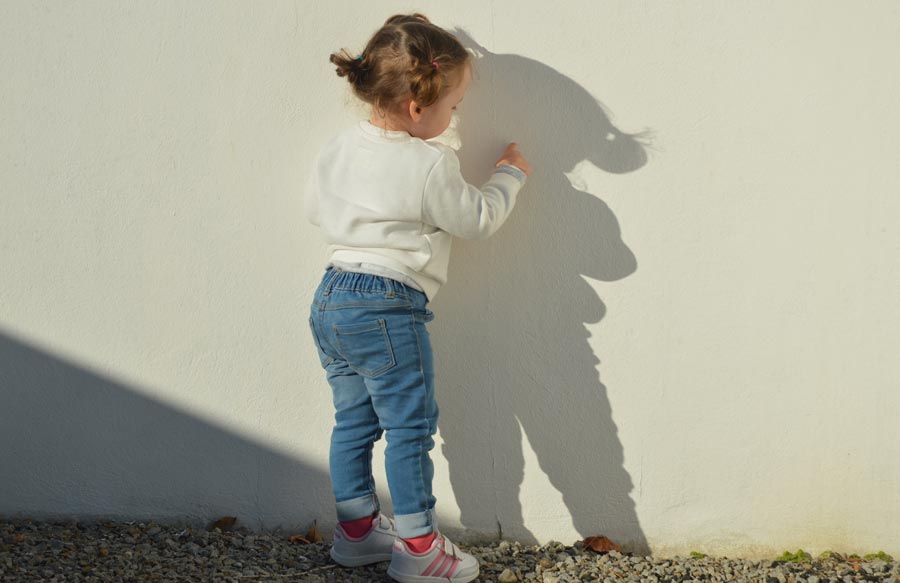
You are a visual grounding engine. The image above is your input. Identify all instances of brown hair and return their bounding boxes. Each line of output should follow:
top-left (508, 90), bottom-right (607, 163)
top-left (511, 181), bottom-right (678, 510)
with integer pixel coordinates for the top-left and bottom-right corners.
top-left (329, 13), bottom-right (471, 116)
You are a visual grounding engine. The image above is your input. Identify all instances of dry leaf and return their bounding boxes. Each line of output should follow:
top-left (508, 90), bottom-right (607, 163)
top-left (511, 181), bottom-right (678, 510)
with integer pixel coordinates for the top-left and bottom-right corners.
top-left (14, 534), bottom-right (25, 543)
top-left (288, 534), bottom-right (311, 544)
top-left (209, 516), bottom-right (237, 531)
top-left (306, 520), bottom-right (324, 543)
top-left (583, 535), bottom-right (623, 554)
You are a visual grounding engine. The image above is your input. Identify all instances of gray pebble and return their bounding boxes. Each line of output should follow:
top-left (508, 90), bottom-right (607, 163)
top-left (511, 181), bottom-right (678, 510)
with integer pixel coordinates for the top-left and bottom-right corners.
top-left (2, 518), bottom-right (898, 583)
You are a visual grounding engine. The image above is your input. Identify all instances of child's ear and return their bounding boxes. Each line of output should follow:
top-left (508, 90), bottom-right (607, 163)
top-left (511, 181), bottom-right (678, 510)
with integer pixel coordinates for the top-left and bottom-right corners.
top-left (408, 99), bottom-right (424, 121)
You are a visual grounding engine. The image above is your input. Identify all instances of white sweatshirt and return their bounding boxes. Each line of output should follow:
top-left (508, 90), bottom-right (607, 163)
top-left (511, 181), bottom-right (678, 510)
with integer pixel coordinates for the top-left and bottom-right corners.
top-left (305, 120), bottom-right (527, 301)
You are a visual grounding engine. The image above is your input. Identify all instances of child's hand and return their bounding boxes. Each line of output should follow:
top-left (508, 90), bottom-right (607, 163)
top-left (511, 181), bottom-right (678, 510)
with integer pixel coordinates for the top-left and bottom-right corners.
top-left (495, 142), bottom-right (532, 177)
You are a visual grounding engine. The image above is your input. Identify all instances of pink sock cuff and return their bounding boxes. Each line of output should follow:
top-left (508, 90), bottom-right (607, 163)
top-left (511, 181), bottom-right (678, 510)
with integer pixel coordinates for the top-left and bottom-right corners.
top-left (402, 531), bottom-right (437, 554)
top-left (338, 513), bottom-right (375, 539)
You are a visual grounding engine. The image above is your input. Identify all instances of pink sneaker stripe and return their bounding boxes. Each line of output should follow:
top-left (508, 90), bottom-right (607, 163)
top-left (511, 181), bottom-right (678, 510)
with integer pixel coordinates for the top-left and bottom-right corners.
top-left (421, 551), bottom-right (447, 576)
top-left (442, 557), bottom-right (461, 578)
top-left (434, 554), bottom-right (455, 577)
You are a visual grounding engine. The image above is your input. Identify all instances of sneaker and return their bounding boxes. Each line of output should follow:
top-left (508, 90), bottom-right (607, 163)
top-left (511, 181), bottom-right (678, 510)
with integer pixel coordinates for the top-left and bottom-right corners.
top-left (329, 513), bottom-right (397, 567)
top-left (387, 531), bottom-right (479, 583)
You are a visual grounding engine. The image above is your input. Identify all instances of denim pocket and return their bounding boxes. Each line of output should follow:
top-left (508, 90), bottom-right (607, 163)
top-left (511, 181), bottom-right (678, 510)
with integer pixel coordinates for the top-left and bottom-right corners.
top-left (333, 318), bottom-right (396, 377)
top-left (413, 307), bottom-right (435, 324)
top-left (308, 317), bottom-right (335, 368)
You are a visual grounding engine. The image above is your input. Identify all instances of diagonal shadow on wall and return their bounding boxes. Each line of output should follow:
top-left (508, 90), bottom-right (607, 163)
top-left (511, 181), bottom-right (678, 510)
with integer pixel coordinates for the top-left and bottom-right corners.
top-left (0, 329), bottom-right (332, 534)
top-left (431, 31), bottom-right (653, 555)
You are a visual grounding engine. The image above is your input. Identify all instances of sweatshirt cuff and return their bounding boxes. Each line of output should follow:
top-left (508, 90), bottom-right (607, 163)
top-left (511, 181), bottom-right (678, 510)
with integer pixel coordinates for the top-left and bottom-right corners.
top-left (494, 164), bottom-right (527, 185)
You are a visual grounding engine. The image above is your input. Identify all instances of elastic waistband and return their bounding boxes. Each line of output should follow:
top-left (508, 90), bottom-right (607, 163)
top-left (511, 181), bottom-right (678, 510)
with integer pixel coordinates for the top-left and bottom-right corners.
top-left (319, 266), bottom-right (425, 302)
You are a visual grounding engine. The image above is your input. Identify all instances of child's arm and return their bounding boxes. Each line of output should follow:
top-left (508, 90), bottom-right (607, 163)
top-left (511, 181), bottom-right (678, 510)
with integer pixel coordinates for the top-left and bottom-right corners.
top-left (422, 147), bottom-right (527, 240)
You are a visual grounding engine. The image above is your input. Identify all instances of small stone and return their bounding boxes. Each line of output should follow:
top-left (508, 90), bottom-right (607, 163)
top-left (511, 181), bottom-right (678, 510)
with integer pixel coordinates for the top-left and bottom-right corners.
top-left (542, 575), bottom-right (560, 583)
top-left (499, 568), bottom-right (518, 582)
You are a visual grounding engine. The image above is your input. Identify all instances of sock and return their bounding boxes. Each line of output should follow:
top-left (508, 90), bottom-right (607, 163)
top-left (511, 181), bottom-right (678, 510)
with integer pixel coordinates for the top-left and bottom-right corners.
top-left (402, 531), bottom-right (437, 553)
top-left (339, 512), bottom-right (376, 538)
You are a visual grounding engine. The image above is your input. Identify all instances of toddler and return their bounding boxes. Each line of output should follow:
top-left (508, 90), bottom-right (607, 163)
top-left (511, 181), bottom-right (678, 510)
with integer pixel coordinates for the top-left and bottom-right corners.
top-left (305, 13), bottom-right (531, 583)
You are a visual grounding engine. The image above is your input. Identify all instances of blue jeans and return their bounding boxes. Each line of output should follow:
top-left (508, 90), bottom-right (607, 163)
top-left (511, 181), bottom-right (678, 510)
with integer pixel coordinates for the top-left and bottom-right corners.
top-left (308, 266), bottom-right (438, 539)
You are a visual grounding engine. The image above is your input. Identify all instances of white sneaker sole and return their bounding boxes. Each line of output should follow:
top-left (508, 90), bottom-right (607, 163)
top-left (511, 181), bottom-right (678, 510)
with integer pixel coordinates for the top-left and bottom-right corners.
top-left (386, 563), bottom-right (480, 583)
top-left (330, 545), bottom-right (393, 567)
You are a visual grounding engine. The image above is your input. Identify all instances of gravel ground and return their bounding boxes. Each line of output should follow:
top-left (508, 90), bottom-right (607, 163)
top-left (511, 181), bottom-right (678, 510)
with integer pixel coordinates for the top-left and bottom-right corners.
top-left (2, 518), bottom-right (898, 583)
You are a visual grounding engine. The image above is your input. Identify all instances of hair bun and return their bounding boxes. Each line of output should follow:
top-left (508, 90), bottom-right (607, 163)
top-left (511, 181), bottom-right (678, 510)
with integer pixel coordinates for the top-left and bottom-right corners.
top-left (329, 50), bottom-right (366, 85)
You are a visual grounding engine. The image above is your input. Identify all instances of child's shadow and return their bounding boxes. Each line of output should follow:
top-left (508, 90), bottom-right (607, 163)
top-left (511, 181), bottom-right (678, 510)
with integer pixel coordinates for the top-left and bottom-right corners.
top-left (430, 31), bottom-right (653, 555)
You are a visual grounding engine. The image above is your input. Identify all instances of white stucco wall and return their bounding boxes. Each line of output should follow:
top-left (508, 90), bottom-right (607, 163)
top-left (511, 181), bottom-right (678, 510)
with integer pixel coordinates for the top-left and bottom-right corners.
top-left (2, 1), bottom-right (899, 558)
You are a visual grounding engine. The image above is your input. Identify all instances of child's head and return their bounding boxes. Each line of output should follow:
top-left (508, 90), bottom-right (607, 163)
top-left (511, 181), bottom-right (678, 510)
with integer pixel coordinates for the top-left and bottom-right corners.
top-left (330, 13), bottom-right (471, 140)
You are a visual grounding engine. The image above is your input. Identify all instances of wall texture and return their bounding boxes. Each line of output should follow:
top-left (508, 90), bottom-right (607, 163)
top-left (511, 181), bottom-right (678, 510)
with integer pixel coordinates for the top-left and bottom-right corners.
top-left (2, 1), bottom-right (899, 558)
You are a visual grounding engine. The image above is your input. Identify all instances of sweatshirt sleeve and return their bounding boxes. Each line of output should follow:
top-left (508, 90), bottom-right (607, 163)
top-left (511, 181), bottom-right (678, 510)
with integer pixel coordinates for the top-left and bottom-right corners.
top-left (303, 158), bottom-right (320, 227)
top-left (422, 147), bottom-right (527, 240)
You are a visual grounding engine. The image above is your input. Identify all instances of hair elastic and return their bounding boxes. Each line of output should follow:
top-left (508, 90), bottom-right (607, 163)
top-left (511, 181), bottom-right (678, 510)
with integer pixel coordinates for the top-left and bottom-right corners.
top-left (432, 61), bottom-right (439, 69)
top-left (355, 55), bottom-right (363, 60)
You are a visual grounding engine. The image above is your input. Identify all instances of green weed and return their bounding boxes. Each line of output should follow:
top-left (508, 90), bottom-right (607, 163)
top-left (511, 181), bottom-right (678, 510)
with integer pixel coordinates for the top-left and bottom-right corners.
top-left (775, 550), bottom-right (812, 563)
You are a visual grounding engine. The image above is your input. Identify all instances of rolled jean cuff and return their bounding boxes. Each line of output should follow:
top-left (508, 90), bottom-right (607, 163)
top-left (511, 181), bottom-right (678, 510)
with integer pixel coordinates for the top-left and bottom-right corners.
top-left (393, 508), bottom-right (438, 539)
top-left (334, 493), bottom-right (379, 522)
